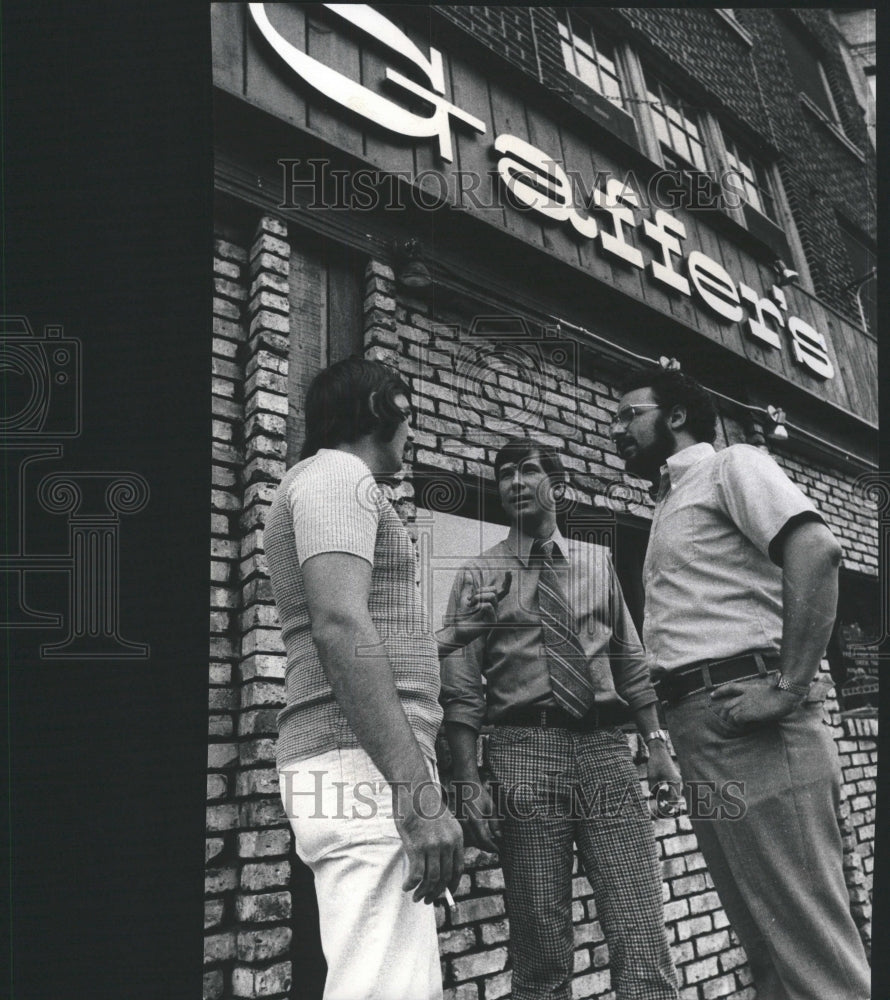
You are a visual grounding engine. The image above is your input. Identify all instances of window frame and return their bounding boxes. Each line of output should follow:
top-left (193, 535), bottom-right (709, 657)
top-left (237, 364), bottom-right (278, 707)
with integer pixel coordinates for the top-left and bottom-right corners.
top-left (777, 17), bottom-right (841, 123)
top-left (720, 132), bottom-right (780, 225)
top-left (712, 9), bottom-right (754, 47)
top-left (641, 66), bottom-right (709, 173)
top-left (836, 216), bottom-right (877, 334)
top-left (556, 10), bottom-right (628, 111)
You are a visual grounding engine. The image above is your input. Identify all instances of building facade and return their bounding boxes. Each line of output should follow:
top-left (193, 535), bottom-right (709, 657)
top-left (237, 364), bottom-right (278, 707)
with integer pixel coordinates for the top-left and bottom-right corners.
top-left (205, 7), bottom-right (878, 999)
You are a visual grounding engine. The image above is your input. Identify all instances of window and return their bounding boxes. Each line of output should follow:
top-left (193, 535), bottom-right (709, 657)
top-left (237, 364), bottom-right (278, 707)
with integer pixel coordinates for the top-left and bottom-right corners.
top-left (721, 134), bottom-right (779, 223)
top-left (837, 219), bottom-right (876, 334)
top-left (643, 69), bottom-right (707, 171)
top-left (713, 9), bottom-right (754, 47)
top-left (558, 12), bottom-right (626, 109)
top-left (827, 572), bottom-right (880, 715)
top-left (777, 19), bottom-right (841, 124)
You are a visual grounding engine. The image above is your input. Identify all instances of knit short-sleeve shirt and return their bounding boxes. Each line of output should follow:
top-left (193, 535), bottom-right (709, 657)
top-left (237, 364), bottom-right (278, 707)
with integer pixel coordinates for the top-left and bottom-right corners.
top-left (263, 449), bottom-right (443, 767)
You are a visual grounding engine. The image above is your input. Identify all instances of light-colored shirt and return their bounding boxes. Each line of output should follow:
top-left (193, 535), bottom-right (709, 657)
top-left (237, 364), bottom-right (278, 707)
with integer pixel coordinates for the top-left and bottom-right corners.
top-left (642, 442), bottom-right (826, 672)
top-left (440, 526), bottom-right (658, 731)
top-left (263, 449), bottom-right (443, 767)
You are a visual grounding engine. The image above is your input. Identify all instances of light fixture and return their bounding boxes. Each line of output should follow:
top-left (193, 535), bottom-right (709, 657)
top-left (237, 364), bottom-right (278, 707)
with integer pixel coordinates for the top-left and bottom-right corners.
top-left (766, 405), bottom-right (788, 441)
top-left (771, 259), bottom-right (799, 287)
top-left (393, 238), bottom-right (433, 292)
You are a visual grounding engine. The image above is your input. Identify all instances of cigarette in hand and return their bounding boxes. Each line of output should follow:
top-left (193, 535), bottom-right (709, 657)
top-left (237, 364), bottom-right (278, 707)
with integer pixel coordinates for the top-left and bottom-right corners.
top-left (443, 888), bottom-right (455, 908)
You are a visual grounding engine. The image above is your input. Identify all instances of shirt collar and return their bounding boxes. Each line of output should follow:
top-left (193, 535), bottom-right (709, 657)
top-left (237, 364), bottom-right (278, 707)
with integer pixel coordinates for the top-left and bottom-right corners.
top-left (507, 524), bottom-right (567, 566)
top-left (660, 442), bottom-right (715, 492)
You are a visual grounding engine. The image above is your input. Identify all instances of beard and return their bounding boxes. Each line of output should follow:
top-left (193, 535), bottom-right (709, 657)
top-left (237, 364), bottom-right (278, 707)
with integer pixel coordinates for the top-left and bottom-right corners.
top-left (624, 416), bottom-right (675, 483)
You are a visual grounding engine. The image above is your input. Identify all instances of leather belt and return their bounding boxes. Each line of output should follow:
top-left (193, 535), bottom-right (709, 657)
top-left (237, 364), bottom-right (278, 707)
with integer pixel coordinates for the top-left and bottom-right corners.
top-left (656, 652), bottom-right (779, 705)
top-left (492, 701), bottom-right (627, 732)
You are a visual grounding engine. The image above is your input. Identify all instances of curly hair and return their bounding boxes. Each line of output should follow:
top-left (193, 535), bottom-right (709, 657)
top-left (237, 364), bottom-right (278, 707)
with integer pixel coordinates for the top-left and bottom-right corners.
top-left (620, 367), bottom-right (717, 444)
top-left (300, 356), bottom-right (411, 460)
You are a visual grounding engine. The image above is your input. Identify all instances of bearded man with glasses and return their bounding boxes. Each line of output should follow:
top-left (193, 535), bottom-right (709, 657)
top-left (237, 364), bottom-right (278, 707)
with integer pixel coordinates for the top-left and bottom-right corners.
top-left (611, 365), bottom-right (870, 1000)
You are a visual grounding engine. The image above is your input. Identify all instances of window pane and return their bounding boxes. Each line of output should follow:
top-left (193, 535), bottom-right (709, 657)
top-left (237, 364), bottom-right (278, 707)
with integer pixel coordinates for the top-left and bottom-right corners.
top-left (559, 15), bottom-right (626, 108)
top-left (651, 104), bottom-right (671, 146)
top-left (722, 131), bottom-right (778, 222)
top-left (777, 20), bottom-right (836, 120)
top-left (646, 71), bottom-right (709, 170)
top-left (744, 180), bottom-right (763, 213)
top-left (665, 104), bottom-right (683, 128)
top-left (758, 188), bottom-right (778, 222)
top-left (577, 53), bottom-right (601, 91)
top-left (689, 138), bottom-right (707, 171)
top-left (598, 51), bottom-right (618, 77)
top-left (575, 34), bottom-right (594, 60)
top-left (602, 72), bottom-right (622, 104)
top-left (668, 121), bottom-right (691, 162)
top-left (560, 39), bottom-right (577, 76)
top-left (838, 224), bottom-right (876, 332)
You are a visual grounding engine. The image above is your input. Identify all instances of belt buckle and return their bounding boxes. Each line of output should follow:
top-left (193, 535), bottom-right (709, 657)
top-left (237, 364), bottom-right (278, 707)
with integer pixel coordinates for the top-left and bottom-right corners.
top-left (661, 672), bottom-right (685, 706)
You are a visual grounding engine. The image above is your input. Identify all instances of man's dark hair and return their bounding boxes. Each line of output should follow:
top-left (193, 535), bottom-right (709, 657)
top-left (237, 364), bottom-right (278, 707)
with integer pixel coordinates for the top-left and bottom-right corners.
top-left (620, 367), bottom-right (718, 444)
top-left (300, 356), bottom-right (411, 460)
top-left (494, 436), bottom-right (569, 485)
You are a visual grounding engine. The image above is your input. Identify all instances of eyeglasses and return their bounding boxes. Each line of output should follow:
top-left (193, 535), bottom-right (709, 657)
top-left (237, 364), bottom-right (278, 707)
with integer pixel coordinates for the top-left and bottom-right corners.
top-left (610, 403), bottom-right (662, 433)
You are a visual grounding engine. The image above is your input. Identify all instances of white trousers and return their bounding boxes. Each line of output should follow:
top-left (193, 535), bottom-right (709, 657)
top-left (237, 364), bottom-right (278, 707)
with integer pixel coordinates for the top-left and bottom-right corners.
top-left (279, 747), bottom-right (443, 1000)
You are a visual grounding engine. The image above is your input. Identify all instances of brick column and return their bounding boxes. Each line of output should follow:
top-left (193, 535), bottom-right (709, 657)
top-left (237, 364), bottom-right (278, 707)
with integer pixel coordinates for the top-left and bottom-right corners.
top-left (231, 215), bottom-right (293, 999)
top-left (363, 259), bottom-right (419, 531)
top-left (205, 236), bottom-right (250, 998)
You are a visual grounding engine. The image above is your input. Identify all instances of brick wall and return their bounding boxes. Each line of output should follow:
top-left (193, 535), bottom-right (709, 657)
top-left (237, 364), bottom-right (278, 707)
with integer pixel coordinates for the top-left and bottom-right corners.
top-left (205, 217), bottom-right (294, 1000)
top-left (771, 451), bottom-right (879, 576)
top-left (365, 256), bottom-right (876, 1000)
top-left (203, 221), bottom-right (876, 998)
top-left (435, 692), bottom-right (874, 1000)
top-left (206, 233), bottom-right (250, 999)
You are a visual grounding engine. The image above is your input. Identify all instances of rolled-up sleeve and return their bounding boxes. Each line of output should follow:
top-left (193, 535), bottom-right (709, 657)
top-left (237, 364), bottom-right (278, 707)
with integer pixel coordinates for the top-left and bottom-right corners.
top-left (440, 565), bottom-right (487, 732)
top-left (607, 555), bottom-right (658, 710)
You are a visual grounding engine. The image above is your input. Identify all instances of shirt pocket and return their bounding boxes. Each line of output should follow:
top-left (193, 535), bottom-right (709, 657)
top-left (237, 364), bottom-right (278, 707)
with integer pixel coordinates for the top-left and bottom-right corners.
top-left (653, 503), bottom-right (698, 572)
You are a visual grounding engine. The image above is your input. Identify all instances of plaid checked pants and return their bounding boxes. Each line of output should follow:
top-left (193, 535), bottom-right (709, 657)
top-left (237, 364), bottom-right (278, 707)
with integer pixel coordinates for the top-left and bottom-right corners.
top-left (488, 725), bottom-right (678, 1000)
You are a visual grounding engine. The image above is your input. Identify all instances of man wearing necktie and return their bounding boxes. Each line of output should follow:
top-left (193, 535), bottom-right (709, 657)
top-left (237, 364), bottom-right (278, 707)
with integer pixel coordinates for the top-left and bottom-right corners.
top-left (441, 437), bottom-right (680, 1000)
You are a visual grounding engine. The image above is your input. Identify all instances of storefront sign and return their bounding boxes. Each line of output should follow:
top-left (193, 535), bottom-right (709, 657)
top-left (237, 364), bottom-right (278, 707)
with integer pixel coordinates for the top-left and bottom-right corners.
top-left (250, 2), bottom-right (835, 380)
top-left (248, 3), bottom-right (485, 162)
top-left (494, 135), bottom-right (835, 379)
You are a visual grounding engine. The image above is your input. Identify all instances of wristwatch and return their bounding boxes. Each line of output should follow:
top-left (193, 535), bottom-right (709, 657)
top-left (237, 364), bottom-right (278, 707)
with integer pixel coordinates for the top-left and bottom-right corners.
top-left (644, 729), bottom-right (669, 744)
top-left (774, 673), bottom-right (811, 698)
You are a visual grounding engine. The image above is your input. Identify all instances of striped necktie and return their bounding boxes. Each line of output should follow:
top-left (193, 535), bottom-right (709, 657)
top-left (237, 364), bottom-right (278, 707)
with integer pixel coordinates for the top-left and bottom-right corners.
top-left (531, 539), bottom-right (596, 718)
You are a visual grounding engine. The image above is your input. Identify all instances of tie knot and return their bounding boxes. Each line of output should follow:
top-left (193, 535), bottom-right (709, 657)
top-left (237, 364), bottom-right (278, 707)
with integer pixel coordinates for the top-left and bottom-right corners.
top-left (532, 539), bottom-right (555, 562)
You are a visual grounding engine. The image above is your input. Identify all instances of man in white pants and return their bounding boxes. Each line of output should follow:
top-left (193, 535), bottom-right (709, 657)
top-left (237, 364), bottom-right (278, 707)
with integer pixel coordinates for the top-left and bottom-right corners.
top-left (265, 357), bottom-right (498, 1000)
